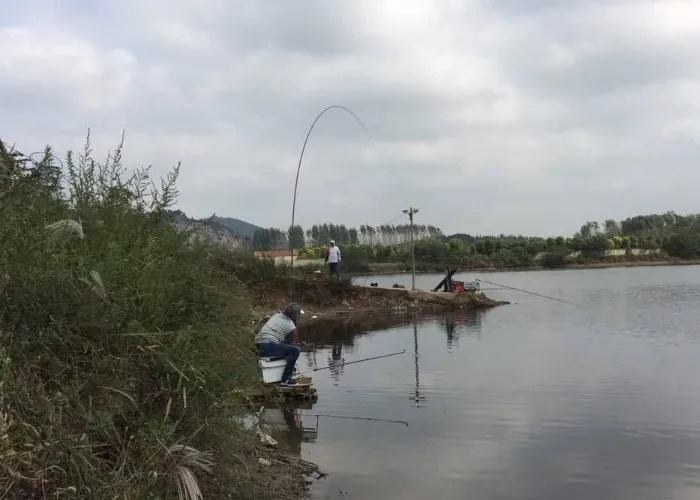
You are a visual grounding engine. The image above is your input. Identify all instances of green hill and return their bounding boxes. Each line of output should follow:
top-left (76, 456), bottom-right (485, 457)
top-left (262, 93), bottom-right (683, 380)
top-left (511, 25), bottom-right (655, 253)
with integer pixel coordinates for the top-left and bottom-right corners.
top-left (210, 215), bottom-right (260, 239)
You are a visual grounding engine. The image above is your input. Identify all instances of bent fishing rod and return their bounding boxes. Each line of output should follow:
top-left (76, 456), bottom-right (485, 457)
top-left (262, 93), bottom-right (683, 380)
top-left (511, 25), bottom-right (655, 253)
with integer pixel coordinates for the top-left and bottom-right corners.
top-left (289, 105), bottom-right (376, 300)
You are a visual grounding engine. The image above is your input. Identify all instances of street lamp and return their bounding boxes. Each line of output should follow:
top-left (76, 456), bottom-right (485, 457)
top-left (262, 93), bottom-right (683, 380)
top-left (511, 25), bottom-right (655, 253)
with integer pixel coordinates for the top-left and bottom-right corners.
top-left (403, 207), bottom-right (418, 290)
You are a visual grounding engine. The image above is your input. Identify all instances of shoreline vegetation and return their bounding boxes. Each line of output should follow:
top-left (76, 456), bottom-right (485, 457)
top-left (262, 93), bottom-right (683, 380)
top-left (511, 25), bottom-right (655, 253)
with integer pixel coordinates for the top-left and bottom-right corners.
top-left (252, 212), bottom-right (700, 276)
top-left (0, 137), bottom-right (505, 499)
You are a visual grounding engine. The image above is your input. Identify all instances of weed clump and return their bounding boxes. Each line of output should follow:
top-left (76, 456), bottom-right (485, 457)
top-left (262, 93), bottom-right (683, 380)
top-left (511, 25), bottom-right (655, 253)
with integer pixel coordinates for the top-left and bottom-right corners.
top-left (0, 134), bottom-right (260, 498)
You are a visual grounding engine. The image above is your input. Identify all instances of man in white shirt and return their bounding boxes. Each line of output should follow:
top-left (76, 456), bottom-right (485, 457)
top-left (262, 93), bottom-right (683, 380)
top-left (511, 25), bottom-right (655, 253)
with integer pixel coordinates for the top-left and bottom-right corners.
top-left (325, 240), bottom-right (341, 278)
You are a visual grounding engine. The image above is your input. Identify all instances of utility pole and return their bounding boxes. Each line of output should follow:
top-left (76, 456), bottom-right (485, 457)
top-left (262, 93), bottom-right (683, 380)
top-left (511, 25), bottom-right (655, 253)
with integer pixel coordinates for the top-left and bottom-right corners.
top-left (403, 207), bottom-right (419, 290)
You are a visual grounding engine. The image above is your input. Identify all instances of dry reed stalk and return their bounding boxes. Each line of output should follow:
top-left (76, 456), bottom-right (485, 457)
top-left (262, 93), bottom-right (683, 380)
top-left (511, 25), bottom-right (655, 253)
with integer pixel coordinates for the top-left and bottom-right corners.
top-left (163, 444), bottom-right (214, 500)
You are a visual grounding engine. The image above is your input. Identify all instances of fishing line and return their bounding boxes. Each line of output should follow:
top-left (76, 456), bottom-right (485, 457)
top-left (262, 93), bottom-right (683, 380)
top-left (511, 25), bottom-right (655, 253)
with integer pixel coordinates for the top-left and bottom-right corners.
top-left (1, 140), bottom-right (65, 173)
top-left (475, 278), bottom-right (579, 306)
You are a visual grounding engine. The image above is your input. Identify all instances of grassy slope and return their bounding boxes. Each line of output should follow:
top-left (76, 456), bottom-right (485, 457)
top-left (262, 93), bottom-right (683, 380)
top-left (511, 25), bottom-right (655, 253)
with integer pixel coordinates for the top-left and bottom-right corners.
top-left (0, 138), bottom-right (305, 499)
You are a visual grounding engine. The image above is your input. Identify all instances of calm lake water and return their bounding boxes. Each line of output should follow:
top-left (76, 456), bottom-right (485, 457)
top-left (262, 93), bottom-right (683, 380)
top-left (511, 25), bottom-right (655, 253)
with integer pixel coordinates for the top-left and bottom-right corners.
top-left (277, 266), bottom-right (700, 499)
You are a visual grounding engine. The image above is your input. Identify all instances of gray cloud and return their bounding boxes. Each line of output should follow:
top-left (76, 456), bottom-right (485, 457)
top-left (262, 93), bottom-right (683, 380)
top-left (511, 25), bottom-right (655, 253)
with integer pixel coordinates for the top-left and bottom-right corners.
top-left (2, 0), bottom-right (700, 236)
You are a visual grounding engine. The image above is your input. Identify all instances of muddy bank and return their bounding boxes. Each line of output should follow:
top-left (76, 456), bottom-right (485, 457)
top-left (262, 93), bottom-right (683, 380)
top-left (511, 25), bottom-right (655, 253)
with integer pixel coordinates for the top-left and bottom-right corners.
top-left (205, 411), bottom-right (319, 500)
top-left (249, 278), bottom-right (507, 324)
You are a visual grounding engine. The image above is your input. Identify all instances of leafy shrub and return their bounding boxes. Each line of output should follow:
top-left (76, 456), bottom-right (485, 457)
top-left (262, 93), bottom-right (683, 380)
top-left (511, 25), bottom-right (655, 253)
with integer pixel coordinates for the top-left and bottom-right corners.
top-left (0, 135), bottom-right (258, 498)
top-left (541, 249), bottom-right (570, 268)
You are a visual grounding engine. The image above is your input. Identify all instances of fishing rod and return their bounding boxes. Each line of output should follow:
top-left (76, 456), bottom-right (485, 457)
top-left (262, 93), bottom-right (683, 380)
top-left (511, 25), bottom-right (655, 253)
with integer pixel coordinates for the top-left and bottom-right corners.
top-left (303, 413), bottom-right (409, 426)
top-left (300, 349), bottom-right (406, 374)
top-left (289, 105), bottom-right (376, 300)
top-left (475, 278), bottom-right (579, 306)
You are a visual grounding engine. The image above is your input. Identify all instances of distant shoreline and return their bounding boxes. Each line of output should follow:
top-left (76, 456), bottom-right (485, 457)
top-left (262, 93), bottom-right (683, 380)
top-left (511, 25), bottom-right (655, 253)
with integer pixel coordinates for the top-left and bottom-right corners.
top-left (350, 259), bottom-right (700, 277)
top-left (561, 259), bottom-right (700, 270)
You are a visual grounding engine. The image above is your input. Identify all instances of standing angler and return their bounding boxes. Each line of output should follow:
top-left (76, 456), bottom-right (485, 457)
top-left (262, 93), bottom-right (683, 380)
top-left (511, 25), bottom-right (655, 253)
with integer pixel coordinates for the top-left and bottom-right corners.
top-left (326, 239), bottom-right (341, 278)
top-left (256, 303), bottom-right (303, 386)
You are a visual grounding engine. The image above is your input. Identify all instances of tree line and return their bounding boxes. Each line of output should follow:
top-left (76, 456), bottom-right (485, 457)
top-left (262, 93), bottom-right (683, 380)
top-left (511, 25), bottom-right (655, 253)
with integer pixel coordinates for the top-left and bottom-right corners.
top-left (287, 211), bottom-right (700, 271)
top-left (252, 222), bottom-right (443, 250)
top-left (251, 211), bottom-right (700, 269)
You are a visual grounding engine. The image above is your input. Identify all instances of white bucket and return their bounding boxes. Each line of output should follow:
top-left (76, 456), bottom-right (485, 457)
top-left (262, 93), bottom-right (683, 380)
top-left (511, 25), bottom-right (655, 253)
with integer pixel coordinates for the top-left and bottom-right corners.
top-left (259, 357), bottom-right (287, 384)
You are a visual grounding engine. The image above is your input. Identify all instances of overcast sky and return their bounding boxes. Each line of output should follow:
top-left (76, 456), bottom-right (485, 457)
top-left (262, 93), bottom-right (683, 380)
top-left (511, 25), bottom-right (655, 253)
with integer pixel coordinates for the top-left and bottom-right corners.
top-left (2, 1), bottom-right (699, 236)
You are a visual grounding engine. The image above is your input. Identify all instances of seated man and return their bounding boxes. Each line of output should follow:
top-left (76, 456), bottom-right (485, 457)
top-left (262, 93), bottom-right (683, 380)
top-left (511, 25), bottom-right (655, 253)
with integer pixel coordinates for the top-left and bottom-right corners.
top-left (255, 302), bottom-right (303, 386)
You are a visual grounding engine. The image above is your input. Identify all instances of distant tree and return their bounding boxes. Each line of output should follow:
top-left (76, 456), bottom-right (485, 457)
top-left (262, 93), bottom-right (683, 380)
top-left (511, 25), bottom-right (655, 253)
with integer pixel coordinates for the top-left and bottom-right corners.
top-left (359, 225), bottom-right (367, 244)
top-left (579, 221), bottom-right (600, 239)
top-left (604, 219), bottom-right (621, 236)
top-left (252, 228), bottom-right (271, 250)
top-left (580, 234), bottom-right (609, 254)
top-left (288, 225), bottom-right (305, 249)
top-left (663, 232), bottom-right (700, 259)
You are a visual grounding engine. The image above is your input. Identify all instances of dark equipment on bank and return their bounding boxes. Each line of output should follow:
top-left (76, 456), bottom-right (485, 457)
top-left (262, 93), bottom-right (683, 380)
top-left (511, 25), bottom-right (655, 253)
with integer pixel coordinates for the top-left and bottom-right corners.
top-left (431, 268), bottom-right (577, 306)
top-left (433, 268), bottom-right (480, 293)
top-left (432, 268), bottom-right (457, 292)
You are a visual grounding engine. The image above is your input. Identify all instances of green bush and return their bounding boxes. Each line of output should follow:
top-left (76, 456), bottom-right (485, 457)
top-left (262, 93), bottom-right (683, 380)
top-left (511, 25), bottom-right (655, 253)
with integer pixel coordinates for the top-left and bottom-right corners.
top-left (663, 233), bottom-right (700, 259)
top-left (541, 248), bottom-right (570, 268)
top-left (222, 249), bottom-right (290, 284)
top-left (0, 136), bottom-right (258, 498)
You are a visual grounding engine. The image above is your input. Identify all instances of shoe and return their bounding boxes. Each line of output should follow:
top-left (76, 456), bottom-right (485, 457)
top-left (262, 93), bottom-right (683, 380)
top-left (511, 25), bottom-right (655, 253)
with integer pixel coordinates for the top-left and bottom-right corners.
top-left (280, 380), bottom-right (299, 387)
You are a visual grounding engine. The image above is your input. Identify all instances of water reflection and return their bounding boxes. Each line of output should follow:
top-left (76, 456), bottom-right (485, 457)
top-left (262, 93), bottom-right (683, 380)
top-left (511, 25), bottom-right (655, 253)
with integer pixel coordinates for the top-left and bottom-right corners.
top-left (444, 316), bottom-right (457, 348)
top-left (302, 311), bottom-right (483, 353)
top-left (327, 343), bottom-right (344, 383)
top-left (443, 309), bottom-right (483, 349)
top-left (262, 406), bottom-right (319, 455)
top-left (261, 404), bottom-right (410, 461)
top-left (300, 315), bottom-right (410, 385)
top-left (300, 311), bottom-right (485, 393)
top-left (412, 323), bottom-right (426, 407)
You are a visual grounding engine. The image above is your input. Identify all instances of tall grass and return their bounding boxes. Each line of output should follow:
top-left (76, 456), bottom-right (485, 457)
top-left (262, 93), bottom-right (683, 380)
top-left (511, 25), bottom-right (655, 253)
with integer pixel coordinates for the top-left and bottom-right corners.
top-left (0, 134), bottom-right (260, 498)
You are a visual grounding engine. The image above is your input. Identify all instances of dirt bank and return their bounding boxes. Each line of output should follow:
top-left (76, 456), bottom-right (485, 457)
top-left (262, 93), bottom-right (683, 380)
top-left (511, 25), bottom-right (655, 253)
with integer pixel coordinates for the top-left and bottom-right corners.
top-left (200, 419), bottom-right (318, 499)
top-left (249, 278), bottom-right (507, 324)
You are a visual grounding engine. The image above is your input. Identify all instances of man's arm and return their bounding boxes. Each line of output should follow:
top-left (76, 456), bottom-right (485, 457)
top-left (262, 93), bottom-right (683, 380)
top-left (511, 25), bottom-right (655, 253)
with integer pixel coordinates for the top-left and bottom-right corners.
top-left (284, 329), bottom-right (297, 344)
top-left (337, 248), bottom-right (341, 261)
